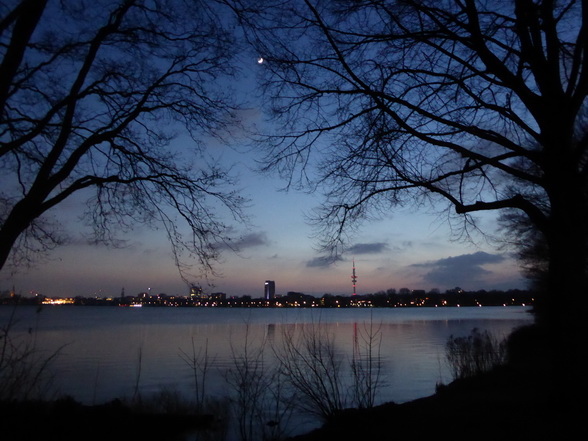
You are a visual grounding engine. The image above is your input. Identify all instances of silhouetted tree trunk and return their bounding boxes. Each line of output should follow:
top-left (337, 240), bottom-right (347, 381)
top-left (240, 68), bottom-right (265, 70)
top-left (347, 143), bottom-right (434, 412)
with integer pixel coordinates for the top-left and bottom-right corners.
top-left (236, 0), bottom-right (588, 393)
top-left (0, 0), bottom-right (247, 278)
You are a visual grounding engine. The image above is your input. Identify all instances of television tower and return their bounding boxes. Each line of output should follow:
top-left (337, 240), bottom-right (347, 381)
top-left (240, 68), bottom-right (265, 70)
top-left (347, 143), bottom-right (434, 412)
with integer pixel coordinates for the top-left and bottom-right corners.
top-left (351, 258), bottom-right (358, 296)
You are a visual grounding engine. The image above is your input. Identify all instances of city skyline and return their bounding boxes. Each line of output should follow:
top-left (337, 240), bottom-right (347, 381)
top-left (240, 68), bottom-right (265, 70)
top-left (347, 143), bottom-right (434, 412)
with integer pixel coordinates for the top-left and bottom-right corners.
top-left (1, 148), bottom-right (526, 298)
top-left (2, 187), bottom-right (526, 299)
top-left (1, 146), bottom-right (526, 298)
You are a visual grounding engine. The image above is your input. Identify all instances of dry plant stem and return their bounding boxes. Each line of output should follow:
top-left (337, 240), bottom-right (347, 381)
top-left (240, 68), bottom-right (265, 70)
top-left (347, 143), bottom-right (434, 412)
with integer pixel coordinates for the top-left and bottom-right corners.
top-left (350, 316), bottom-right (384, 409)
top-left (276, 323), bottom-right (346, 421)
top-left (0, 305), bottom-right (63, 401)
top-left (179, 336), bottom-right (213, 410)
top-left (445, 328), bottom-right (507, 380)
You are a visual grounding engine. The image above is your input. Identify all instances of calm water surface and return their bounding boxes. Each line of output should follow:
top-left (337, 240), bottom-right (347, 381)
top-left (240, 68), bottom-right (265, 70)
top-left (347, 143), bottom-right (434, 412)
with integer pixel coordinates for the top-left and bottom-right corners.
top-left (2, 305), bottom-right (533, 408)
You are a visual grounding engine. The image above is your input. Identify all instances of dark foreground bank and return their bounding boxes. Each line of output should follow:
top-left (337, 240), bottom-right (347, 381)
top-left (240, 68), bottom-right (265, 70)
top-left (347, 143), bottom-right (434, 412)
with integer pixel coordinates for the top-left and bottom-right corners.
top-left (290, 367), bottom-right (583, 441)
top-left (3, 365), bottom-right (582, 441)
top-left (2, 325), bottom-right (585, 441)
top-left (0, 397), bottom-right (216, 441)
top-left (291, 323), bottom-right (586, 441)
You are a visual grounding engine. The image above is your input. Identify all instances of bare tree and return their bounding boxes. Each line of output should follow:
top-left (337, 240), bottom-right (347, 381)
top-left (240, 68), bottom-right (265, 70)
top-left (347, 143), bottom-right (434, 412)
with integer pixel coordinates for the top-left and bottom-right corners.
top-left (0, 0), bottom-right (248, 279)
top-left (226, 323), bottom-right (294, 441)
top-left (276, 322), bottom-right (347, 421)
top-left (237, 0), bottom-right (588, 331)
top-left (275, 319), bottom-right (385, 421)
top-left (350, 318), bottom-right (383, 410)
top-left (498, 208), bottom-right (550, 289)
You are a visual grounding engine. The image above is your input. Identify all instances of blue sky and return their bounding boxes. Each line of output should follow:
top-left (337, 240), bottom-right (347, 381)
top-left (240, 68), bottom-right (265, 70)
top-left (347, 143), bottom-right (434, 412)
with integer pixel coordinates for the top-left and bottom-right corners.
top-left (2, 144), bottom-right (526, 298)
top-left (1, 55), bottom-right (526, 299)
top-left (2, 187), bottom-right (526, 298)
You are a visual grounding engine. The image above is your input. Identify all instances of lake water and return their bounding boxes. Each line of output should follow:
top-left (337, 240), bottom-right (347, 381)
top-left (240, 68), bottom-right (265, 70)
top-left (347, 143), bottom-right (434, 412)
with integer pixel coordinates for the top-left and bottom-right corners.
top-left (2, 305), bottom-right (533, 438)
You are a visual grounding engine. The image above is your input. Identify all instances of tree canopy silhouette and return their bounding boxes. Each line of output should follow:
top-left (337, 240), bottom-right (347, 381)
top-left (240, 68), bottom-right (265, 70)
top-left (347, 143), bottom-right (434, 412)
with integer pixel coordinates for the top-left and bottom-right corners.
top-left (0, 0), bottom-right (247, 279)
top-left (241, 0), bottom-right (587, 330)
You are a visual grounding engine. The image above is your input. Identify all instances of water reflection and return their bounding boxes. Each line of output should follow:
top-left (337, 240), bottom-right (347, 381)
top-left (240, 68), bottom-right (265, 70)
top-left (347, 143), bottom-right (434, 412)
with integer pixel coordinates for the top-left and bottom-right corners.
top-left (1, 305), bottom-right (532, 407)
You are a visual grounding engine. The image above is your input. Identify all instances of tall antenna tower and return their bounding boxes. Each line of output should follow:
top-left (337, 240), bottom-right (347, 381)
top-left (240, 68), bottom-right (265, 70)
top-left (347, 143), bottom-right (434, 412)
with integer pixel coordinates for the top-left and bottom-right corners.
top-left (351, 258), bottom-right (358, 296)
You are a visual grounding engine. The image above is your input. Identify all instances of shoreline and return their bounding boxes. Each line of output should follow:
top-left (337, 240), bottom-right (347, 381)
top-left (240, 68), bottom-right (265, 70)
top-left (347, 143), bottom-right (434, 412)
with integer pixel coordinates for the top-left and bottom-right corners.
top-left (2, 358), bottom-right (576, 441)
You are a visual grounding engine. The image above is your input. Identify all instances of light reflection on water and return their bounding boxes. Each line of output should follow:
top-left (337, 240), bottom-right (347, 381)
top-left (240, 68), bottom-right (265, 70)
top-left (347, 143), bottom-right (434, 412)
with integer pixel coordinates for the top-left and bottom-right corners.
top-left (1, 305), bottom-right (533, 408)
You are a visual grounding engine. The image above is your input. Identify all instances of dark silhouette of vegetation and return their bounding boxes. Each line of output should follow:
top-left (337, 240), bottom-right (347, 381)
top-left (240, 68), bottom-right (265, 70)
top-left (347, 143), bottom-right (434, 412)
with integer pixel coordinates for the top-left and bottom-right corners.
top-left (445, 328), bottom-right (507, 381)
top-left (232, 0), bottom-right (588, 403)
top-left (226, 323), bottom-right (295, 441)
top-left (498, 193), bottom-right (551, 292)
top-left (277, 323), bottom-right (347, 421)
top-left (275, 317), bottom-right (384, 423)
top-left (236, 0), bottom-right (588, 353)
top-left (0, 305), bottom-right (63, 401)
top-left (2, 0), bottom-right (587, 437)
top-left (292, 324), bottom-right (582, 441)
top-left (0, 0), bottom-right (247, 281)
top-left (179, 337), bottom-right (213, 411)
top-left (349, 317), bottom-right (383, 409)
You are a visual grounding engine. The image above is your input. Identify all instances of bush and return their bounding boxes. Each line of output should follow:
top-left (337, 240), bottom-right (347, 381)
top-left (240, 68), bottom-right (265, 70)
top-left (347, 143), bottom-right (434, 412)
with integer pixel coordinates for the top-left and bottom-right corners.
top-left (445, 328), bottom-right (507, 380)
top-left (0, 306), bottom-right (62, 401)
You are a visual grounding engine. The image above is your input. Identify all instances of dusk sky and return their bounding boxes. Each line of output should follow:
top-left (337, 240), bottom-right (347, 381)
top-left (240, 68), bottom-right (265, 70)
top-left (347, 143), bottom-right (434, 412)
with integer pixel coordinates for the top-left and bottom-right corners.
top-left (2, 179), bottom-right (526, 299)
top-left (2, 117), bottom-right (526, 299)
top-left (1, 34), bottom-right (527, 299)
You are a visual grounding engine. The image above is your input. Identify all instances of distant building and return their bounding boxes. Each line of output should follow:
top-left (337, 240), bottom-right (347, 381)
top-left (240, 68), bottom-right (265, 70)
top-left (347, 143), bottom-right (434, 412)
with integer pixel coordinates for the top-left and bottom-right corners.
top-left (210, 292), bottom-right (226, 301)
top-left (190, 285), bottom-right (207, 300)
top-left (264, 281), bottom-right (276, 300)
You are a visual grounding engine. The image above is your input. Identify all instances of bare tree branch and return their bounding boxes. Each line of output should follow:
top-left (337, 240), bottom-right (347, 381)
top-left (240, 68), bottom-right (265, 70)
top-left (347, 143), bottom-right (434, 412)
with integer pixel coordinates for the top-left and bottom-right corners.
top-left (235, 0), bottom-right (588, 329)
top-left (0, 0), bottom-right (248, 281)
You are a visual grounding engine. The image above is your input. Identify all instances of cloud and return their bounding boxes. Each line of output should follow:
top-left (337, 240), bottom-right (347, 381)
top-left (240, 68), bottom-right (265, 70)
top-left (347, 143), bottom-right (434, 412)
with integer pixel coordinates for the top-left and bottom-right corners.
top-left (388, 240), bottom-right (414, 253)
top-left (217, 231), bottom-right (270, 251)
top-left (235, 232), bottom-right (270, 248)
top-left (347, 242), bottom-right (389, 254)
top-left (306, 255), bottom-right (344, 268)
top-left (411, 251), bottom-right (506, 288)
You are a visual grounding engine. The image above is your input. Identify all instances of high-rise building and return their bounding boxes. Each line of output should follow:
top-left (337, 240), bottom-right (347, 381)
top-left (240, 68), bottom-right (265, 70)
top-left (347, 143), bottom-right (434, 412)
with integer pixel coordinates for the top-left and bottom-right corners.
top-left (264, 280), bottom-right (276, 300)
